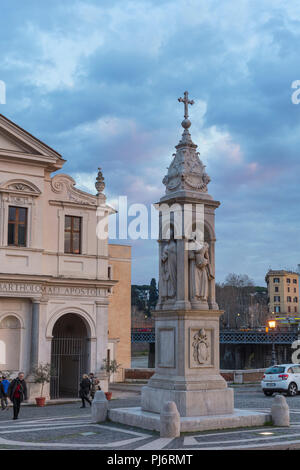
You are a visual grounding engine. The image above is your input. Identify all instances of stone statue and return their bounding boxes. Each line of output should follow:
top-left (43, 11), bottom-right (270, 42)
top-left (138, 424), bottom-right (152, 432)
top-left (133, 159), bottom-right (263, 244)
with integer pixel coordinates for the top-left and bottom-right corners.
top-left (192, 328), bottom-right (209, 364)
top-left (189, 236), bottom-right (214, 301)
top-left (160, 230), bottom-right (177, 301)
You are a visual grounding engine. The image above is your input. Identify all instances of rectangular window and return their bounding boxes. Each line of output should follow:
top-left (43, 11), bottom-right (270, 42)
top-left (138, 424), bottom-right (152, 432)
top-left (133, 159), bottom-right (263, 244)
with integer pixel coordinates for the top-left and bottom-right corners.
top-left (293, 279), bottom-right (297, 284)
top-left (273, 278), bottom-right (280, 283)
top-left (8, 206), bottom-right (27, 247)
top-left (275, 306), bottom-right (280, 313)
top-left (274, 296), bottom-right (280, 302)
top-left (64, 216), bottom-right (81, 254)
top-left (275, 286), bottom-right (279, 292)
top-left (287, 278), bottom-right (291, 283)
top-left (287, 296), bottom-right (292, 302)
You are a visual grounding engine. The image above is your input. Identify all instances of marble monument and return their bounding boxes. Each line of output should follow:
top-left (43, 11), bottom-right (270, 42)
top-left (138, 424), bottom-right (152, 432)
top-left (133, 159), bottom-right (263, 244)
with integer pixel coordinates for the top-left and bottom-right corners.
top-left (141, 91), bottom-right (233, 417)
top-left (109, 92), bottom-right (271, 431)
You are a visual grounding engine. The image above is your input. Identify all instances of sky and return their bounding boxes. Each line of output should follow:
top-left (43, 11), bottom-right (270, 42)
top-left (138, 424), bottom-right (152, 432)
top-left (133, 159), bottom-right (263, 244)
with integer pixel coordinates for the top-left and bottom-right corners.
top-left (1, 0), bottom-right (300, 286)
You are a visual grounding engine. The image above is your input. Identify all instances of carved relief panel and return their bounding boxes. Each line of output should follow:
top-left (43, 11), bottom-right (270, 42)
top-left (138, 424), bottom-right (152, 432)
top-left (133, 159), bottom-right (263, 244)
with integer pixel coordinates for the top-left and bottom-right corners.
top-left (189, 327), bottom-right (214, 368)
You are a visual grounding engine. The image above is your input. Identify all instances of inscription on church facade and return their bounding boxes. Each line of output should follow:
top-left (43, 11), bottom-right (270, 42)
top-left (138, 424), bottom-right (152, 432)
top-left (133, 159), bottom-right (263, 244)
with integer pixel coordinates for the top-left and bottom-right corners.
top-left (0, 282), bottom-right (102, 297)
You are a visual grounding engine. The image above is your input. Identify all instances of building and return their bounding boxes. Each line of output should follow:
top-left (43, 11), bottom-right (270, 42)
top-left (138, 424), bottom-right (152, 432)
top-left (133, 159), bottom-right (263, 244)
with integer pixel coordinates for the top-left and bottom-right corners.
top-left (0, 113), bottom-right (131, 399)
top-left (108, 244), bottom-right (131, 382)
top-left (265, 270), bottom-right (299, 317)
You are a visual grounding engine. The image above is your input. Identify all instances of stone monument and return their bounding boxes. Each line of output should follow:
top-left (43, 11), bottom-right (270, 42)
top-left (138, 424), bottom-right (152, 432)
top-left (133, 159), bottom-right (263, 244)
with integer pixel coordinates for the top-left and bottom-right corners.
top-left (141, 91), bottom-right (233, 417)
top-left (109, 92), bottom-right (271, 431)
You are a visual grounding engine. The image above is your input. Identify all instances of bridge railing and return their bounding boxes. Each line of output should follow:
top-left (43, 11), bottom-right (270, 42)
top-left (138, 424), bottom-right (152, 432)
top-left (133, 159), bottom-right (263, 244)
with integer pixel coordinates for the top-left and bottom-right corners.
top-left (131, 328), bottom-right (299, 344)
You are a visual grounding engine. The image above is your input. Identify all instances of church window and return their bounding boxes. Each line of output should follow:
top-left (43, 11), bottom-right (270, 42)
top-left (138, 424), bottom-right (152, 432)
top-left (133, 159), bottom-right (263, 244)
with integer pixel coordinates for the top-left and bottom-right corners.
top-left (64, 216), bottom-right (81, 254)
top-left (8, 206), bottom-right (27, 247)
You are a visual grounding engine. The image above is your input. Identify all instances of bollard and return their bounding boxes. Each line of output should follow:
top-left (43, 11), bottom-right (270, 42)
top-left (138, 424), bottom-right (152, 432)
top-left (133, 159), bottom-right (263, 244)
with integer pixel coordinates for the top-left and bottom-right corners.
top-left (271, 394), bottom-right (290, 427)
top-left (91, 390), bottom-right (108, 423)
top-left (160, 401), bottom-right (180, 437)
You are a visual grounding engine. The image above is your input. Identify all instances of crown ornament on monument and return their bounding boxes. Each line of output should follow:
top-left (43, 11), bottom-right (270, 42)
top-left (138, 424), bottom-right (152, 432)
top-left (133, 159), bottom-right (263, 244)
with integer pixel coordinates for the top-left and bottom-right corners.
top-left (95, 167), bottom-right (105, 195)
top-left (162, 91), bottom-right (211, 194)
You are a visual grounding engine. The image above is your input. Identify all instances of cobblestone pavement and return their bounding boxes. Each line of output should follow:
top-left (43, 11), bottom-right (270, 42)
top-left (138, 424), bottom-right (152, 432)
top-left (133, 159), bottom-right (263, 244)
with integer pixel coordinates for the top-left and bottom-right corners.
top-left (1, 386), bottom-right (300, 450)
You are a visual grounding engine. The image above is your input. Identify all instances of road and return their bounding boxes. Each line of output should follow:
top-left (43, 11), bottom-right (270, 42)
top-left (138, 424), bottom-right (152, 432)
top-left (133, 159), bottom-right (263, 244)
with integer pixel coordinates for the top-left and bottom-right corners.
top-left (0, 385), bottom-right (300, 450)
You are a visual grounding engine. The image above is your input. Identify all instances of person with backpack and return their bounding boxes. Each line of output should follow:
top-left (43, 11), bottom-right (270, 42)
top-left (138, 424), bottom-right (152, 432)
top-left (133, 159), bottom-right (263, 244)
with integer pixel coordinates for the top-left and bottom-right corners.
top-left (88, 372), bottom-right (100, 400)
top-left (0, 375), bottom-right (10, 410)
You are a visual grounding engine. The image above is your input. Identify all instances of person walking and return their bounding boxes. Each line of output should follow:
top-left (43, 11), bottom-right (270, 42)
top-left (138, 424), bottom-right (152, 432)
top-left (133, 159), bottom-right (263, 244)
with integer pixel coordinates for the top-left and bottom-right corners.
top-left (8, 372), bottom-right (28, 420)
top-left (89, 373), bottom-right (99, 400)
top-left (79, 374), bottom-right (91, 408)
top-left (0, 375), bottom-right (10, 410)
top-left (0, 379), bottom-right (6, 410)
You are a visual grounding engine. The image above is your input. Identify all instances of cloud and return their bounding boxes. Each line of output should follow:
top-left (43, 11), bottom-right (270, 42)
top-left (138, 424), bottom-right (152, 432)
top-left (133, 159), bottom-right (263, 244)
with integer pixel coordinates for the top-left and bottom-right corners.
top-left (1, 0), bottom-right (300, 284)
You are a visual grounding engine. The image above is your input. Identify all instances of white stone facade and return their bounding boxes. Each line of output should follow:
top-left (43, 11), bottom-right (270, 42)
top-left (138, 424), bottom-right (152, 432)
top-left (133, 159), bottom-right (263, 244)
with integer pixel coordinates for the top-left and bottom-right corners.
top-left (0, 114), bottom-right (118, 399)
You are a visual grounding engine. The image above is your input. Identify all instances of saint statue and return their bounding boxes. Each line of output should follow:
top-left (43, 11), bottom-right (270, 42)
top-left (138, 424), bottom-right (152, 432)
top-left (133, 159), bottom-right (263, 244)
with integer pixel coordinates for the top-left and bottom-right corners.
top-left (189, 234), bottom-right (214, 301)
top-left (160, 229), bottom-right (177, 301)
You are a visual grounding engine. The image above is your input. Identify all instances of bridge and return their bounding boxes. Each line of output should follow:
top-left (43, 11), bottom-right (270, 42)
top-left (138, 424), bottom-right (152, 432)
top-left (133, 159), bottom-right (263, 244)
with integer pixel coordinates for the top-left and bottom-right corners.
top-left (131, 328), bottom-right (299, 344)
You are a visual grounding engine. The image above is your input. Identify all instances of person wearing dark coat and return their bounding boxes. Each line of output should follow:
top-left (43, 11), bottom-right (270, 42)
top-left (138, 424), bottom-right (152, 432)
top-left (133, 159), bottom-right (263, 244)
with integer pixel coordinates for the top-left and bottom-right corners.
top-left (0, 376), bottom-right (9, 410)
top-left (0, 380), bottom-right (6, 409)
top-left (79, 374), bottom-right (91, 408)
top-left (88, 373), bottom-right (99, 400)
top-left (8, 372), bottom-right (28, 420)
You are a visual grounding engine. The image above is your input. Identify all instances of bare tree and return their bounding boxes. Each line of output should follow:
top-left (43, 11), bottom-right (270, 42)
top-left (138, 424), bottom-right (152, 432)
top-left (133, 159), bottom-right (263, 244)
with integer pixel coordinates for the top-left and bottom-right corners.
top-left (217, 273), bottom-right (268, 329)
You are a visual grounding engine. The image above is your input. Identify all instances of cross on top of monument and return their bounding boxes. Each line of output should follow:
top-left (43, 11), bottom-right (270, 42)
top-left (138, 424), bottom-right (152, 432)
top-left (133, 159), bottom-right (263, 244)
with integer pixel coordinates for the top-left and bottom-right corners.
top-left (178, 91), bottom-right (194, 120)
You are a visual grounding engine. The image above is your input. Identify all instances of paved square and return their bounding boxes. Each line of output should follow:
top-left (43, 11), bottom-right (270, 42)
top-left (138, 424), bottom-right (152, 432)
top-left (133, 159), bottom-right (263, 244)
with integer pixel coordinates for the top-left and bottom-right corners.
top-left (0, 386), bottom-right (300, 450)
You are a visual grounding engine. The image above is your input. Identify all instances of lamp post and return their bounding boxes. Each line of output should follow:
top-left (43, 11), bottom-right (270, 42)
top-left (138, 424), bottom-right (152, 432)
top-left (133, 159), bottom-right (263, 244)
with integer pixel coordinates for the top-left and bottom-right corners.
top-left (267, 319), bottom-right (277, 366)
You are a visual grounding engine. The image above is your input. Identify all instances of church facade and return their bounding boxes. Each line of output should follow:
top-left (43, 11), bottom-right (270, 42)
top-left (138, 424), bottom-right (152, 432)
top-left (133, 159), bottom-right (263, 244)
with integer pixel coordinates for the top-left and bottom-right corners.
top-left (0, 114), bottom-right (131, 399)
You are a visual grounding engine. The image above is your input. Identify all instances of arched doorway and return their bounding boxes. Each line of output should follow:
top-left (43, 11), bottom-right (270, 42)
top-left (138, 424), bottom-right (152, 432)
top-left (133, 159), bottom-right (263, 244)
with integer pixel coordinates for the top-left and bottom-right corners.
top-left (50, 313), bottom-right (90, 399)
top-left (0, 315), bottom-right (21, 371)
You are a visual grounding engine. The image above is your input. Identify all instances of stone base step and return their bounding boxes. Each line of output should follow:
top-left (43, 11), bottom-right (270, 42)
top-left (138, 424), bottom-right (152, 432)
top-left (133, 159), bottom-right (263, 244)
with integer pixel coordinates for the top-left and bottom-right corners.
top-left (109, 407), bottom-right (272, 433)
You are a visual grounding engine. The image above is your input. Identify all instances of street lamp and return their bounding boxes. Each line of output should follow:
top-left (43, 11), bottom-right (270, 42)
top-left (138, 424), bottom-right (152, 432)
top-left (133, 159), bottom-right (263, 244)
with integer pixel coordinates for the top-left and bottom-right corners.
top-left (267, 318), bottom-right (277, 366)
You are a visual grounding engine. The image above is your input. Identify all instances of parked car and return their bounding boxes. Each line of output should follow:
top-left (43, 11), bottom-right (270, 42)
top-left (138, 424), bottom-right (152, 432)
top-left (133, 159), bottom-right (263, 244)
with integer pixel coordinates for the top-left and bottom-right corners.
top-left (261, 364), bottom-right (300, 397)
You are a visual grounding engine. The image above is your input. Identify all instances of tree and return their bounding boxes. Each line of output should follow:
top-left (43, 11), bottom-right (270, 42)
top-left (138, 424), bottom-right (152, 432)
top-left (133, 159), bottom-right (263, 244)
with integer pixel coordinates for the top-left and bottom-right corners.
top-left (102, 358), bottom-right (122, 384)
top-left (131, 284), bottom-right (150, 311)
top-left (148, 278), bottom-right (158, 314)
top-left (131, 279), bottom-right (158, 318)
top-left (32, 363), bottom-right (52, 397)
top-left (216, 273), bottom-right (268, 329)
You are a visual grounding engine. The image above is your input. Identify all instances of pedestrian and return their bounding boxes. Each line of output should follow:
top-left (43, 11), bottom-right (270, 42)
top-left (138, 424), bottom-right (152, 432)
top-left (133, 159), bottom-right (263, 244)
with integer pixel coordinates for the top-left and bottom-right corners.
top-left (0, 375), bottom-right (10, 410)
top-left (79, 374), bottom-right (92, 408)
top-left (88, 373), bottom-right (99, 400)
top-left (0, 379), bottom-right (6, 410)
top-left (8, 372), bottom-right (28, 420)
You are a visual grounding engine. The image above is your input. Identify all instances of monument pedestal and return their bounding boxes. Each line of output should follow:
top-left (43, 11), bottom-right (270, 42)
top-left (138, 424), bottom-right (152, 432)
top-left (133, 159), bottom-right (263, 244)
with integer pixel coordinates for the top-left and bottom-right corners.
top-left (141, 386), bottom-right (233, 417)
top-left (109, 307), bottom-right (271, 432)
top-left (140, 308), bottom-right (234, 417)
